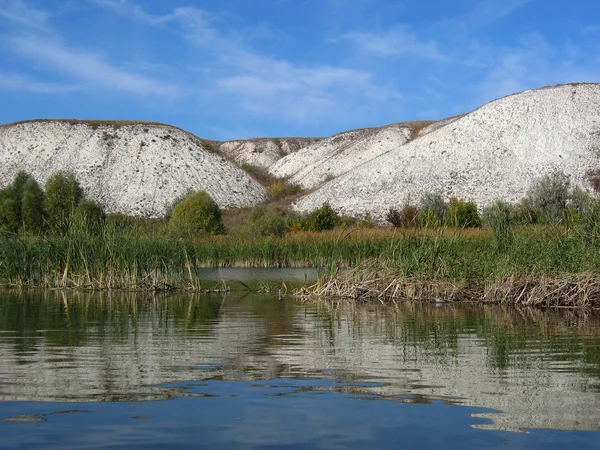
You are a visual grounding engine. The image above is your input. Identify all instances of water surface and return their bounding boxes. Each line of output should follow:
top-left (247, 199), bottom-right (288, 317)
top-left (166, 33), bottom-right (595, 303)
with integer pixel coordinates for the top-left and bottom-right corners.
top-left (1, 290), bottom-right (600, 448)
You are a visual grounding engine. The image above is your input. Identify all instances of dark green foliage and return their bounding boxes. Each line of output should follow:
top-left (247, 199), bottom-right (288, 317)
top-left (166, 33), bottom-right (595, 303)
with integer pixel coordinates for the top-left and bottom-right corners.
top-left (418, 192), bottom-right (447, 227)
top-left (0, 172), bottom-right (33, 232)
top-left (73, 200), bottom-right (106, 235)
top-left (11, 171), bottom-right (30, 200)
top-left (44, 171), bottom-right (83, 233)
top-left (306, 203), bottom-right (338, 231)
top-left (169, 190), bottom-right (225, 236)
top-left (386, 208), bottom-right (402, 227)
top-left (21, 177), bottom-right (45, 234)
top-left (446, 198), bottom-right (481, 228)
top-left (243, 207), bottom-right (286, 238)
top-left (0, 192), bottom-right (20, 233)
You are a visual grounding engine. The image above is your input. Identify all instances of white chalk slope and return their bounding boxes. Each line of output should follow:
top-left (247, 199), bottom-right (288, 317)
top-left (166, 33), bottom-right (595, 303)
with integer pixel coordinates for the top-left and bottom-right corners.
top-left (295, 84), bottom-right (600, 219)
top-left (219, 137), bottom-right (321, 170)
top-left (0, 120), bottom-right (267, 217)
top-left (268, 122), bottom-right (429, 189)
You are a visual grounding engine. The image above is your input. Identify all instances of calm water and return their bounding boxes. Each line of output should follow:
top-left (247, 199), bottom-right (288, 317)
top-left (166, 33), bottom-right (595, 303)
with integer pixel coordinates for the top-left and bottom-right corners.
top-left (1, 289), bottom-right (600, 448)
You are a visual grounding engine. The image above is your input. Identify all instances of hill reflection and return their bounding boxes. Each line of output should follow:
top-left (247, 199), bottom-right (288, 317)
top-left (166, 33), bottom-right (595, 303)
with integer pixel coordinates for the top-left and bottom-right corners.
top-left (1, 291), bottom-right (600, 432)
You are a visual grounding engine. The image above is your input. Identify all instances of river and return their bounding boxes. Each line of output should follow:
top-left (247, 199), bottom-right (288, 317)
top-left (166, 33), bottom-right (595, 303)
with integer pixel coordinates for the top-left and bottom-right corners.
top-left (1, 289), bottom-right (599, 448)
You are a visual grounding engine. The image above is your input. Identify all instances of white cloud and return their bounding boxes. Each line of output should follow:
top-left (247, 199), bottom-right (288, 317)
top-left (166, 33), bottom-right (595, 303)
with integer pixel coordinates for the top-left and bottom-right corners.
top-left (0, 0), bottom-right (51, 30)
top-left (335, 26), bottom-right (446, 60)
top-left (0, 72), bottom-right (82, 93)
top-left (88, 0), bottom-right (398, 123)
top-left (11, 36), bottom-right (180, 96)
top-left (475, 33), bottom-right (600, 104)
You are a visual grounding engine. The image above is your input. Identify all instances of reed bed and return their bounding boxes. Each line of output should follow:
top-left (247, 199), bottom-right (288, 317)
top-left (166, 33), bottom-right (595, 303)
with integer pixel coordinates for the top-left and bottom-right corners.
top-left (2, 224), bottom-right (600, 305)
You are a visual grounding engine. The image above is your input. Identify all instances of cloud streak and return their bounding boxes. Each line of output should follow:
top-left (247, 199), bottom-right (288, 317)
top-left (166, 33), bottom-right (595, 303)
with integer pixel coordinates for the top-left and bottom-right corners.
top-left (11, 36), bottom-right (180, 96)
top-left (0, 0), bottom-right (51, 30)
top-left (335, 26), bottom-right (446, 60)
top-left (0, 72), bottom-right (82, 93)
top-left (88, 0), bottom-right (396, 123)
top-left (0, 0), bottom-right (179, 97)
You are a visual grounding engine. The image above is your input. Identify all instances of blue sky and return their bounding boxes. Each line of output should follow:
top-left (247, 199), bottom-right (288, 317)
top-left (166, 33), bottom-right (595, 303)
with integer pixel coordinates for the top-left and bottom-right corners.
top-left (1, 0), bottom-right (599, 139)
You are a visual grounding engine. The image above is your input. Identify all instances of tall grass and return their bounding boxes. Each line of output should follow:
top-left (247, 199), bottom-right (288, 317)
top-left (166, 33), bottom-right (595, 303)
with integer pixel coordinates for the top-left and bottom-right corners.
top-left (2, 222), bottom-right (600, 295)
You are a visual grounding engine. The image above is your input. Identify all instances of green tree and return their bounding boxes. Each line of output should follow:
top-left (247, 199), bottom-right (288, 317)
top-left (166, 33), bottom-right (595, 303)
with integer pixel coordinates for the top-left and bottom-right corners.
top-left (44, 171), bottom-right (83, 233)
top-left (306, 203), bottom-right (338, 231)
top-left (0, 190), bottom-right (20, 233)
top-left (0, 172), bottom-right (33, 233)
top-left (21, 177), bottom-right (46, 234)
top-left (169, 190), bottom-right (224, 236)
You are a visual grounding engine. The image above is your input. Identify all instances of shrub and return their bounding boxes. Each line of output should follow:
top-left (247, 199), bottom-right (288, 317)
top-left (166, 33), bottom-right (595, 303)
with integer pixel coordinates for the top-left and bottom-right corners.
top-left (73, 200), bottom-right (106, 235)
top-left (266, 181), bottom-right (286, 200)
top-left (386, 208), bottom-right (402, 228)
top-left (418, 192), bottom-right (447, 227)
top-left (164, 190), bottom-right (193, 221)
top-left (522, 171), bottom-right (571, 223)
top-left (21, 177), bottom-right (45, 234)
top-left (169, 190), bottom-right (225, 236)
top-left (446, 198), bottom-right (481, 228)
top-left (243, 207), bottom-right (286, 238)
top-left (44, 171), bottom-right (83, 233)
top-left (306, 202), bottom-right (338, 232)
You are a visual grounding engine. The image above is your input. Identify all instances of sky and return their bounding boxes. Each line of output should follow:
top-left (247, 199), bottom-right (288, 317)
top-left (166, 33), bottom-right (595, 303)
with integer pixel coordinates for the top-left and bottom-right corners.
top-left (1, 0), bottom-right (599, 140)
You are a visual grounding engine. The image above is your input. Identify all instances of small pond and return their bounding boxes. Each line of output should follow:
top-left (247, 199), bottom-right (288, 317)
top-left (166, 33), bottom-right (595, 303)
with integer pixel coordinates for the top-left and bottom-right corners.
top-left (1, 280), bottom-right (600, 448)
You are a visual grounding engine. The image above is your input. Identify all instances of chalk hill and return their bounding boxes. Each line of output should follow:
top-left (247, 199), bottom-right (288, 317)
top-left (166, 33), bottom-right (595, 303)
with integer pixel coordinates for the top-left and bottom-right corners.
top-left (2, 83), bottom-right (600, 221)
top-left (0, 120), bottom-right (266, 218)
top-left (293, 83), bottom-right (600, 219)
top-left (218, 137), bottom-right (321, 170)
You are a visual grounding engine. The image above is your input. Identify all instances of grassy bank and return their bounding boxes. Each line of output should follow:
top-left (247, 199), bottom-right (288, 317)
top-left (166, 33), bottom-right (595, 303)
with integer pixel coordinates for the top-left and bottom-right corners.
top-left (2, 225), bottom-right (600, 303)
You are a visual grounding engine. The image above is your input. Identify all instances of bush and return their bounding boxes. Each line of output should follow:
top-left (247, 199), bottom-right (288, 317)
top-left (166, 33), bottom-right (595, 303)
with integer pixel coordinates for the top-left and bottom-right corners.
top-left (522, 171), bottom-right (571, 223)
top-left (446, 198), bottom-right (481, 228)
top-left (169, 190), bottom-right (225, 236)
top-left (164, 190), bottom-right (193, 221)
top-left (266, 181), bottom-right (286, 200)
top-left (418, 192), bottom-right (447, 227)
top-left (243, 207), bottom-right (286, 238)
top-left (21, 177), bottom-right (45, 234)
top-left (44, 171), bottom-right (83, 233)
top-left (306, 203), bottom-right (338, 231)
top-left (386, 208), bottom-right (402, 228)
top-left (73, 200), bottom-right (106, 235)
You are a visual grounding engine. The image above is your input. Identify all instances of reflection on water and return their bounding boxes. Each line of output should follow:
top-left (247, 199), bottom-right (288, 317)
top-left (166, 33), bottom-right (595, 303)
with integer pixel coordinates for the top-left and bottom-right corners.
top-left (1, 290), bottom-right (600, 437)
